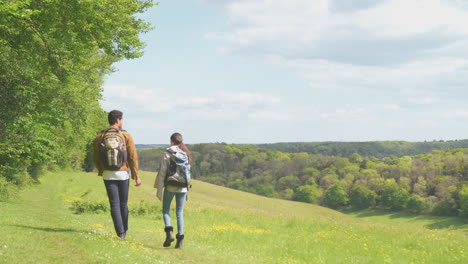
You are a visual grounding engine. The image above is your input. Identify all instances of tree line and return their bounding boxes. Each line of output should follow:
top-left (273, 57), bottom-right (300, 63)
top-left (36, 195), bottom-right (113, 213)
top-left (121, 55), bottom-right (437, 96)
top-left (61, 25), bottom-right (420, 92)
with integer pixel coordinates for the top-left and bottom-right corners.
top-left (139, 144), bottom-right (468, 217)
top-left (0, 0), bottom-right (154, 200)
top-left (256, 140), bottom-right (468, 158)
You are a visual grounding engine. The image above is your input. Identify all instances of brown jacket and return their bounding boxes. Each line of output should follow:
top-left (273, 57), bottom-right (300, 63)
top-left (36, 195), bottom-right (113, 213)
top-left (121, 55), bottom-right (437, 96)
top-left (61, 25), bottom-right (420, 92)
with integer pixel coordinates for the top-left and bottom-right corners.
top-left (93, 125), bottom-right (139, 179)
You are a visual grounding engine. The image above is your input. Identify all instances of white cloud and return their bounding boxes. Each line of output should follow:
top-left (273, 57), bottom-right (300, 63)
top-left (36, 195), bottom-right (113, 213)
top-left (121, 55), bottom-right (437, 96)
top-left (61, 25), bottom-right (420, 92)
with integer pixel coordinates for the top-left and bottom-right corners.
top-left (248, 110), bottom-right (291, 121)
top-left (218, 92), bottom-right (280, 106)
top-left (103, 85), bottom-right (281, 110)
top-left (205, 0), bottom-right (468, 103)
top-left (383, 104), bottom-right (400, 110)
top-left (409, 97), bottom-right (436, 105)
top-left (130, 119), bottom-right (174, 132)
top-left (357, 0), bottom-right (468, 36)
top-left (319, 107), bottom-right (372, 123)
top-left (102, 84), bottom-right (282, 121)
top-left (419, 120), bottom-right (439, 127)
top-left (186, 108), bottom-right (241, 121)
top-left (441, 110), bottom-right (468, 118)
top-left (207, 0), bottom-right (468, 64)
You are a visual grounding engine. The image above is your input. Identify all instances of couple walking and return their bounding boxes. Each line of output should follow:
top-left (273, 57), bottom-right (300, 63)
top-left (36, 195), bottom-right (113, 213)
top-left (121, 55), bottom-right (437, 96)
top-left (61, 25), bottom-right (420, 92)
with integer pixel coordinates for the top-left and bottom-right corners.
top-left (92, 110), bottom-right (190, 249)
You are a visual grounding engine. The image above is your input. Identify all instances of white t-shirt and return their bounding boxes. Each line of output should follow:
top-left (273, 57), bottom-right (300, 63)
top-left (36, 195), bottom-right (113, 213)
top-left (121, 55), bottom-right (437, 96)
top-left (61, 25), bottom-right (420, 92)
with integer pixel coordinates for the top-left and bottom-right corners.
top-left (102, 170), bottom-right (130, 181)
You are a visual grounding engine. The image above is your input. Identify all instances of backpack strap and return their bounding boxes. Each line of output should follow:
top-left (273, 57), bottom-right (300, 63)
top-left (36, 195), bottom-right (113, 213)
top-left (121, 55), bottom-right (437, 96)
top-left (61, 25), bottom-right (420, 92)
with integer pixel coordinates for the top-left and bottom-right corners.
top-left (164, 150), bottom-right (176, 187)
top-left (104, 127), bottom-right (121, 133)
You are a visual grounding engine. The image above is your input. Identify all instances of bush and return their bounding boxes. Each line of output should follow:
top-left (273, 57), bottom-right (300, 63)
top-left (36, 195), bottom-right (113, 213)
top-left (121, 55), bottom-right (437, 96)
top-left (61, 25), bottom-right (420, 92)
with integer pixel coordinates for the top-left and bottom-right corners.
top-left (432, 199), bottom-right (458, 216)
top-left (277, 175), bottom-right (301, 190)
top-left (459, 185), bottom-right (468, 218)
top-left (227, 179), bottom-right (252, 193)
top-left (129, 201), bottom-right (161, 217)
top-left (71, 200), bottom-right (108, 214)
top-left (322, 183), bottom-right (348, 209)
top-left (293, 184), bottom-right (321, 203)
top-left (382, 180), bottom-right (409, 210)
top-left (406, 194), bottom-right (425, 212)
top-left (283, 188), bottom-right (295, 200)
top-left (0, 177), bottom-right (18, 201)
top-left (349, 184), bottom-right (377, 209)
top-left (71, 199), bottom-right (162, 217)
top-left (255, 185), bottom-right (279, 198)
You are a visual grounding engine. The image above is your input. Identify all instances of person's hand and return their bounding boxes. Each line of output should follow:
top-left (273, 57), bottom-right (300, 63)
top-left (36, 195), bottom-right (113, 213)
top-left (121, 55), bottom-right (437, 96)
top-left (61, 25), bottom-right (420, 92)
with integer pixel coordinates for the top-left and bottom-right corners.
top-left (134, 177), bottom-right (142, 187)
top-left (157, 195), bottom-right (162, 202)
top-left (156, 191), bottom-right (162, 201)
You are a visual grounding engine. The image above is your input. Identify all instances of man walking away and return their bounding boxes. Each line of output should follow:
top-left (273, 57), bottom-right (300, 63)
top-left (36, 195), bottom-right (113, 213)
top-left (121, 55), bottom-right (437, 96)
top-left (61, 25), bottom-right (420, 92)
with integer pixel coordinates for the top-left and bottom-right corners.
top-left (93, 110), bottom-right (141, 239)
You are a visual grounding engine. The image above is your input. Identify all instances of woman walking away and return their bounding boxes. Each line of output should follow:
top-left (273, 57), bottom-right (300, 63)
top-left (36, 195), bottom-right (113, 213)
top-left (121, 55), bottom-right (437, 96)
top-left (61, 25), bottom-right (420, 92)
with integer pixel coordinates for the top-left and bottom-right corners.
top-left (154, 132), bottom-right (191, 249)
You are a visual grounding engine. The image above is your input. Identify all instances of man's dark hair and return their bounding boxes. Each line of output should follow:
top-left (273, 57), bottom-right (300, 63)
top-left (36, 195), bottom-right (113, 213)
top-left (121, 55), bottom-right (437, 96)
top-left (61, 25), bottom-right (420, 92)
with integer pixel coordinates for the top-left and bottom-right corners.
top-left (108, 110), bottom-right (123, 125)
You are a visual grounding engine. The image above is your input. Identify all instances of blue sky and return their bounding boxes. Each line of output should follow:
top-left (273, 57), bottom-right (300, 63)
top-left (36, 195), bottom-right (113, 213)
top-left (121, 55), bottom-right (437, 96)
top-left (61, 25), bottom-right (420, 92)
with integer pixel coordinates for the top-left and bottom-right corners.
top-left (102, 0), bottom-right (468, 144)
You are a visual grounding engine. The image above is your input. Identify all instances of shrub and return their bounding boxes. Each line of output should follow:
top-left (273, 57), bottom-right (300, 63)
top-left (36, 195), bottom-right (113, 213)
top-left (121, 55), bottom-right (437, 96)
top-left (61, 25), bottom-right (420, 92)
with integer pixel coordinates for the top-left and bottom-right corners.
top-left (432, 199), bottom-right (458, 216)
top-left (71, 200), bottom-right (108, 214)
top-left (277, 175), bottom-right (301, 190)
top-left (459, 185), bottom-right (468, 218)
top-left (322, 183), bottom-right (348, 209)
top-left (293, 184), bottom-right (321, 203)
top-left (129, 201), bottom-right (161, 217)
top-left (406, 194), bottom-right (425, 212)
top-left (71, 200), bottom-right (162, 217)
top-left (349, 184), bottom-right (377, 209)
top-left (0, 177), bottom-right (18, 201)
top-left (255, 185), bottom-right (279, 198)
top-left (319, 174), bottom-right (339, 189)
top-left (227, 179), bottom-right (252, 192)
top-left (382, 180), bottom-right (409, 210)
top-left (282, 188), bottom-right (295, 200)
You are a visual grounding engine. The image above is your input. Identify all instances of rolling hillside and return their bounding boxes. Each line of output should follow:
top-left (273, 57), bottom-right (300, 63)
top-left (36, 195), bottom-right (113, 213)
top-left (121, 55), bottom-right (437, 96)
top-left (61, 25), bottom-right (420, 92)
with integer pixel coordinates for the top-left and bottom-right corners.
top-left (0, 171), bottom-right (466, 263)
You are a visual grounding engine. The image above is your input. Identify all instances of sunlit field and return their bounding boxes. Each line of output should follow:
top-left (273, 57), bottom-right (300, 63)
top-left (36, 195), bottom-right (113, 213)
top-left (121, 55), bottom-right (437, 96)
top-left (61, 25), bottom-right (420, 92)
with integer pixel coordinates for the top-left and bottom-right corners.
top-left (0, 171), bottom-right (466, 263)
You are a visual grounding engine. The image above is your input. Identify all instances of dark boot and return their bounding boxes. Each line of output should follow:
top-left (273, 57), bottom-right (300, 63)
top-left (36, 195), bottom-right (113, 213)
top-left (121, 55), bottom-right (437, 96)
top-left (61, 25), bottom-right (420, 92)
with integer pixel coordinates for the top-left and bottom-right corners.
top-left (118, 232), bottom-right (126, 240)
top-left (175, 234), bottom-right (184, 249)
top-left (163, 226), bottom-right (175, 247)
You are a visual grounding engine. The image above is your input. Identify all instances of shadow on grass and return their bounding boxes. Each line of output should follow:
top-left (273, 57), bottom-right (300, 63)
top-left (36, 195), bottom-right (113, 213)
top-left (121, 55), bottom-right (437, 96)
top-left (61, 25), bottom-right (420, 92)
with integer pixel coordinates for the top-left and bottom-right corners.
top-left (12, 224), bottom-right (83, 233)
top-left (423, 218), bottom-right (468, 230)
top-left (340, 209), bottom-right (468, 230)
top-left (141, 244), bottom-right (172, 251)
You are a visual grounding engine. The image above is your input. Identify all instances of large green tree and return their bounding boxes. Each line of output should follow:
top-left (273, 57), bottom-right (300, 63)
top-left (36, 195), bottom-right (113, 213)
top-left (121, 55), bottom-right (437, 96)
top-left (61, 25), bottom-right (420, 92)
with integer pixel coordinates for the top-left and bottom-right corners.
top-left (0, 0), bottom-right (154, 185)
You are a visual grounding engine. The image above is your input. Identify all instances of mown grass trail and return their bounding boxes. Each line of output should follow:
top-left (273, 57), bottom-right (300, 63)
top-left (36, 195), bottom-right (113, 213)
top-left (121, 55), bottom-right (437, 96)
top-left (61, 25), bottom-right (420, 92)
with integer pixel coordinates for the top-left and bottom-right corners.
top-left (0, 171), bottom-right (467, 263)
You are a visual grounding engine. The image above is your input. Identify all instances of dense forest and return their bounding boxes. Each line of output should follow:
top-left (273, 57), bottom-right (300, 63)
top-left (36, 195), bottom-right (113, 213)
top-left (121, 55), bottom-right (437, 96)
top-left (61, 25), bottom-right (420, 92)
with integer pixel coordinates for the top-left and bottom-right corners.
top-left (139, 144), bottom-right (468, 217)
top-left (256, 140), bottom-right (468, 158)
top-left (0, 0), bottom-right (154, 200)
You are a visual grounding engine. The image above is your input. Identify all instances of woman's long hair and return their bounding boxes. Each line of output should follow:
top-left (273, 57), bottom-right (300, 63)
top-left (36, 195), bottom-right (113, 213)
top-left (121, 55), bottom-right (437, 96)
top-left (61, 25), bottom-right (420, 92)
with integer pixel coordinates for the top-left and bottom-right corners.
top-left (170, 132), bottom-right (192, 164)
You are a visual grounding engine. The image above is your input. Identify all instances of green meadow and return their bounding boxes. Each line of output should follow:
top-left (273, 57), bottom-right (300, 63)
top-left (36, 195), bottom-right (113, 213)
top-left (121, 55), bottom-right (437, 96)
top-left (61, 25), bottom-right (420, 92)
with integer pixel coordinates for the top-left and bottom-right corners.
top-left (0, 171), bottom-right (466, 264)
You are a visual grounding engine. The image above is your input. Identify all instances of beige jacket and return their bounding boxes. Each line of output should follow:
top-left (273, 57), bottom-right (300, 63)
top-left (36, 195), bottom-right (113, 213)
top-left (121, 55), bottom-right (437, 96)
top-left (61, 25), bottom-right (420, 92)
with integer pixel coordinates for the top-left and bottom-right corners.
top-left (154, 145), bottom-right (188, 199)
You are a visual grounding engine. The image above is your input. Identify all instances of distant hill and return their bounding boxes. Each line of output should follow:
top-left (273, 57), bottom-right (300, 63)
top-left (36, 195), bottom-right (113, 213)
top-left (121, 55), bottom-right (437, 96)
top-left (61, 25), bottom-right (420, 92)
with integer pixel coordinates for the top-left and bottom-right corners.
top-left (255, 139), bottom-right (468, 158)
top-left (138, 140), bottom-right (468, 158)
top-left (136, 144), bottom-right (167, 149)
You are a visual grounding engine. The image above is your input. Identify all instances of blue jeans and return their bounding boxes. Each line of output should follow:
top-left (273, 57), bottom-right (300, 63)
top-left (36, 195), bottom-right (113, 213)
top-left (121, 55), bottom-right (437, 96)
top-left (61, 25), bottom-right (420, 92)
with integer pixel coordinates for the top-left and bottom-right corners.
top-left (162, 190), bottom-right (187, 235)
top-left (104, 180), bottom-right (129, 236)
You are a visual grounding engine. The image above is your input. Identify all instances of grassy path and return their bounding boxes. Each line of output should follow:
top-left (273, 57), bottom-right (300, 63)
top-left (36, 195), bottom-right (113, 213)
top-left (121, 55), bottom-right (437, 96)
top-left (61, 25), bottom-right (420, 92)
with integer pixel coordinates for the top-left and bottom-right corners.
top-left (0, 171), bottom-right (173, 263)
top-left (0, 170), bottom-right (99, 263)
top-left (0, 171), bottom-right (467, 263)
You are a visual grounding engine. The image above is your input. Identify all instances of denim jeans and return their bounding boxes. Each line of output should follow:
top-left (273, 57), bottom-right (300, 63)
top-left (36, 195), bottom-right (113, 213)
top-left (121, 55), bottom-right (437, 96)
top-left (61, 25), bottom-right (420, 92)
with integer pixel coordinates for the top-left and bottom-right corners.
top-left (162, 190), bottom-right (187, 235)
top-left (104, 179), bottom-right (129, 236)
